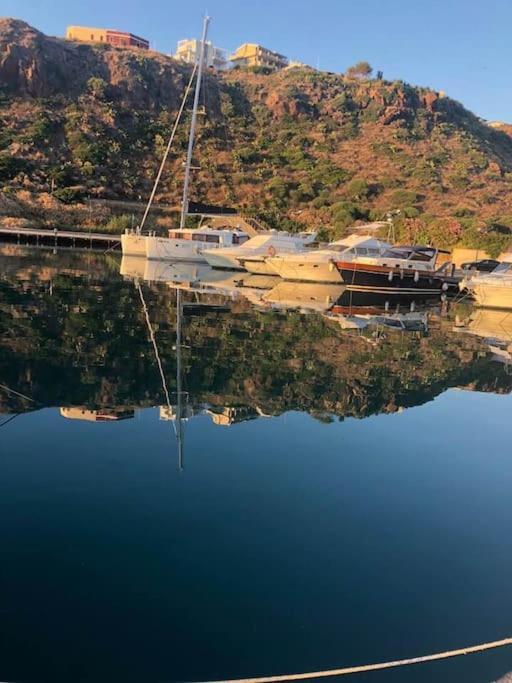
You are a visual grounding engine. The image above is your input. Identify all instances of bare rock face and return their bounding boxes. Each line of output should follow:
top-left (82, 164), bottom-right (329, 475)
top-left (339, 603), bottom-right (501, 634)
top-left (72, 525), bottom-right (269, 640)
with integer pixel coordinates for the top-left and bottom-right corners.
top-left (0, 18), bottom-right (216, 111)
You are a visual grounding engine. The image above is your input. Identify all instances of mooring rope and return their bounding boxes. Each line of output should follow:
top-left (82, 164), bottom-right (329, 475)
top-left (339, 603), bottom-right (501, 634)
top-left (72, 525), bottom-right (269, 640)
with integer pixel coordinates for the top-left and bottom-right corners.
top-left (198, 637), bottom-right (512, 683)
top-left (138, 63), bottom-right (198, 233)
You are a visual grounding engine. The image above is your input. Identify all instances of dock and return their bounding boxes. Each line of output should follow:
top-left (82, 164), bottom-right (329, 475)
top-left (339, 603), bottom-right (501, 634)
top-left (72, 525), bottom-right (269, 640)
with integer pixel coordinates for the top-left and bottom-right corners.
top-left (0, 227), bottom-right (122, 251)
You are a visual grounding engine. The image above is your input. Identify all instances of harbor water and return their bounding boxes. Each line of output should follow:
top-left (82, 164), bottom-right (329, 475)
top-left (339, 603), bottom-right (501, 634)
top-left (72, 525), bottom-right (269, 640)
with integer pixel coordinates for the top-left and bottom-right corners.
top-left (1, 249), bottom-right (512, 682)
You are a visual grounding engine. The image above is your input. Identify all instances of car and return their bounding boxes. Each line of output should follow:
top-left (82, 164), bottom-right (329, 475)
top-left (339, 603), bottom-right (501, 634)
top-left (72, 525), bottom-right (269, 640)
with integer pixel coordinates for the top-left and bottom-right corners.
top-left (460, 258), bottom-right (501, 273)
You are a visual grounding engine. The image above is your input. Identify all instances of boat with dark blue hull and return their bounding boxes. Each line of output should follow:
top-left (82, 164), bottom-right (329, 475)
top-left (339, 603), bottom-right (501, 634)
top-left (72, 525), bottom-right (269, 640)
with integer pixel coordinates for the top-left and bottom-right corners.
top-left (334, 245), bottom-right (458, 294)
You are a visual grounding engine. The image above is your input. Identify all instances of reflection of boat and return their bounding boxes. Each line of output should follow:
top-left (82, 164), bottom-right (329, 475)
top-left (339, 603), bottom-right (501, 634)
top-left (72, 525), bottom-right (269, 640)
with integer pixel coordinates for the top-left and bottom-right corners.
top-left (203, 232), bottom-right (316, 271)
top-left (325, 309), bottom-right (428, 332)
top-left (456, 308), bottom-right (512, 365)
top-left (120, 255), bottom-right (147, 279)
top-left (267, 234), bottom-right (390, 283)
top-left (324, 289), bottom-right (432, 332)
top-left (261, 281), bottom-right (345, 312)
top-left (334, 245), bottom-right (455, 294)
top-left (464, 262), bottom-right (512, 309)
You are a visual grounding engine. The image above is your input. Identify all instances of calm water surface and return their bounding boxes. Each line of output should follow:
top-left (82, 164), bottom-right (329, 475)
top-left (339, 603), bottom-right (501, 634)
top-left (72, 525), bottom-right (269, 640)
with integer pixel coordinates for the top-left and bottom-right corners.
top-left (1, 249), bottom-right (512, 682)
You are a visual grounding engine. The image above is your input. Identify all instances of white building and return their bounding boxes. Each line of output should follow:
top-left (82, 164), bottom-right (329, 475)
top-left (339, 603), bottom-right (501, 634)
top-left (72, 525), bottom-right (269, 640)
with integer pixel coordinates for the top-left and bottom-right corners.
top-left (175, 39), bottom-right (229, 70)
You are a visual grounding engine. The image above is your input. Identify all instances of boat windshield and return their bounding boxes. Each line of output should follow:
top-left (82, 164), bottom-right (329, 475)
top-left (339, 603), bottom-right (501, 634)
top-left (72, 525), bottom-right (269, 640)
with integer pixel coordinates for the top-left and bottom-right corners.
top-left (381, 247), bottom-right (436, 262)
top-left (492, 262), bottom-right (512, 274)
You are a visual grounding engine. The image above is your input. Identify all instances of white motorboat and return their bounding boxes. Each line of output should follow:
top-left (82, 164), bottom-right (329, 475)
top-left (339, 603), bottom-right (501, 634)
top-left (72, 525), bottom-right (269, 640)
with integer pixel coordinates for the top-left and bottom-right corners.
top-left (464, 261), bottom-right (512, 309)
top-left (203, 231), bottom-right (317, 272)
top-left (266, 234), bottom-right (390, 283)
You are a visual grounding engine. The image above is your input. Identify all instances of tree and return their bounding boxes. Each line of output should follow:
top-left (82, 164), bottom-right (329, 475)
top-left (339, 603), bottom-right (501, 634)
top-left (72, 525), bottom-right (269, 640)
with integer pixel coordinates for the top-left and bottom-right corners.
top-left (346, 61), bottom-right (373, 79)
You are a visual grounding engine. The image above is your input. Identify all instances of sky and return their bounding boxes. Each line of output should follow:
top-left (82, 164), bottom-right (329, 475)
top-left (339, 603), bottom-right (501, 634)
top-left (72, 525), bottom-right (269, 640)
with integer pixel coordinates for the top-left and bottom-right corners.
top-left (8, 0), bottom-right (512, 121)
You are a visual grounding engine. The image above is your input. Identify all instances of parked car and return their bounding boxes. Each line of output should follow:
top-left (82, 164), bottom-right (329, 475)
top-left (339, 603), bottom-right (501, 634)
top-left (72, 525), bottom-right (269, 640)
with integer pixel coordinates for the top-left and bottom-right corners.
top-left (460, 258), bottom-right (501, 273)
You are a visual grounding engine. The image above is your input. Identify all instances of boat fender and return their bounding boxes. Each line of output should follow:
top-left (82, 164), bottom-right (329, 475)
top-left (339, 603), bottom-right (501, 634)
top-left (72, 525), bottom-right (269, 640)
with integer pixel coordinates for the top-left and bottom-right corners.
top-left (414, 271), bottom-right (419, 283)
top-left (329, 261), bottom-right (335, 272)
top-left (400, 269), bottom-right (404, 280)
top-left (442, 282), bottom-right (449, 291)
top-left (388, 270), bottom-right (393, 282)
top-left (267, 246), bottom-right (276, 257)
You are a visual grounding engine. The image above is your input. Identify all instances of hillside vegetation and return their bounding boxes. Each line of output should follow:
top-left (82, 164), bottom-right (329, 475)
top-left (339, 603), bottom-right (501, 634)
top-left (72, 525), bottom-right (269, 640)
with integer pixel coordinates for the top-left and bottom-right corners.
top-left (1, 18), bottom-right (512, 252)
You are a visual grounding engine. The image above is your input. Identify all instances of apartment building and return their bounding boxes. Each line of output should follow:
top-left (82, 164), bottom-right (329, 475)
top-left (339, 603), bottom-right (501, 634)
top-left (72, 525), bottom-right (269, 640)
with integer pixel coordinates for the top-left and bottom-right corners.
top-left (66, 25), bottom-right (149, 50)
top-left (175, 39), bottom-right (229, 70)
top-left (230, 43), bottom-right (288, 71)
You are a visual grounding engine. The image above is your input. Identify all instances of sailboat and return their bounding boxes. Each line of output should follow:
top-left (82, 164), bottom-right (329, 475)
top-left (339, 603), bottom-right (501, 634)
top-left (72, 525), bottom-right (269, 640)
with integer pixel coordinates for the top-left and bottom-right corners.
top-left (122, 17), bottom-right (251, 260)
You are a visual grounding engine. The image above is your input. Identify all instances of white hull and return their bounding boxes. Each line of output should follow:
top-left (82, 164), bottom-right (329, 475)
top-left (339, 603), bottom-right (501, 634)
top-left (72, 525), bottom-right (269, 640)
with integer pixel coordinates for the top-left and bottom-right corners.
top-left (243, 259), bottom-right (281, 275)
top-left (267, 257), bottom-right (342, 283)
top-left (472, 283), bottom-right (512, 309)
top-left (121, 233), bottom-right (148, 257)
top-left (202, 251), bottom-right (245, 270)
top-left (145, 236), bottom-right (206, 262)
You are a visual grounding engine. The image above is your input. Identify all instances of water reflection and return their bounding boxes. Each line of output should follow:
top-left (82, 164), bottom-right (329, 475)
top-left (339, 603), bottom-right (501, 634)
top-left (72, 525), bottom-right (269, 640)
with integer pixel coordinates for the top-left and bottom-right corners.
top-left (1, 249), bottom-right (511, 428)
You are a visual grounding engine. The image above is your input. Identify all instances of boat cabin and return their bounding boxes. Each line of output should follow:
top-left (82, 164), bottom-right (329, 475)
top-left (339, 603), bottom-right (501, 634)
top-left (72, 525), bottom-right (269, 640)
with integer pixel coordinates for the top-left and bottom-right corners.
top-left (167, 227), bottom-right (249, 246)
top-left (356, 245), bottom-right (440, 271)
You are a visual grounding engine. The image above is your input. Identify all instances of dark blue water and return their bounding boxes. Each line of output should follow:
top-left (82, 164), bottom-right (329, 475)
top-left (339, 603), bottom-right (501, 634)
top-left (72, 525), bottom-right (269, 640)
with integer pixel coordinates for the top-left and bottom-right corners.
top-left (1, 250), bottom-right (512, 682)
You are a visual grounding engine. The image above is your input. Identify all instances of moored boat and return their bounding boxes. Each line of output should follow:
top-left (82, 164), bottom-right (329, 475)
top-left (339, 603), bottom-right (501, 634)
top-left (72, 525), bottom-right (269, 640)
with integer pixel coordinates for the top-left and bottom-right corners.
top-left (203, 231), bottom-right (316, 271)
top-left (333, 245), bottom-right (455, 294)
top-left (463, 262), bottom-right (512, 309)
top-left (266, 234), bottom-right (390, 283)
top-left (145, 226), bottom-right (249, 262)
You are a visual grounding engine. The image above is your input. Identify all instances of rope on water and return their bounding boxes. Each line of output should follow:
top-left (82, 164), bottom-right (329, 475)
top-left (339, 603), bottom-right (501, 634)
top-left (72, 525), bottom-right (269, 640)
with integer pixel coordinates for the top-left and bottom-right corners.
top-left (198, 637), bottom-right (512, 683)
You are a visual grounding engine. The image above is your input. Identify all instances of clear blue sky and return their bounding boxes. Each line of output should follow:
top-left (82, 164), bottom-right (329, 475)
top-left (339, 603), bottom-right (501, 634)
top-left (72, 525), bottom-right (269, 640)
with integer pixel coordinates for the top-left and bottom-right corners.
top-left (8, 0), bottom-right (512, 121)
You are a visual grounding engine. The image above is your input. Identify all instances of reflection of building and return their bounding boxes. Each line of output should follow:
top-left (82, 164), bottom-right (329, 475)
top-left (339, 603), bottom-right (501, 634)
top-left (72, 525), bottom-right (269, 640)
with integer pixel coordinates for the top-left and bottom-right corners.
top-left (206, 406), bottom-right (259, 426)
top-left (66, 26), bottom-right (149, 49)
top-left (159, 405), bottom-right (195, 421)
top-left (230, 43), bottom-right (288, 71)
top-left (60, 407), bottom-right (135, 422)
top-left (175, 39), bottom-right (229, 70)
top-left (159, 404), bottom-right (265, 426)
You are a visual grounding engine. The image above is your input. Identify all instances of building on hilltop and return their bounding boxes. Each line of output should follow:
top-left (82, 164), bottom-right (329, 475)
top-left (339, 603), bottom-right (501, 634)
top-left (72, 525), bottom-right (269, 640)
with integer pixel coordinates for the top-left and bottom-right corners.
top-left (230, 43), bottom-right (288, 71)
top-left (175, 39), bottom-right (229, 70)
top-left (66, 25), bottom-right (149, 50)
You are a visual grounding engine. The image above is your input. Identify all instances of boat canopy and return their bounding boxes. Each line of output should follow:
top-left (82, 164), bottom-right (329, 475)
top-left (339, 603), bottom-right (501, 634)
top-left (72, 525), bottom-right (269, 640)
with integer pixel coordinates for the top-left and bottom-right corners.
top-left (381, 246), bottom-right (438, 262)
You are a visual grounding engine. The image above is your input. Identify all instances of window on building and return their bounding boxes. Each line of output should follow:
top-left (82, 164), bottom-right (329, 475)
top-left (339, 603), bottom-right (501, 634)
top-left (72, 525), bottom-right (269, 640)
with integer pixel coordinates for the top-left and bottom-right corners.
top-left (90, 34), bottom-right (94, 40)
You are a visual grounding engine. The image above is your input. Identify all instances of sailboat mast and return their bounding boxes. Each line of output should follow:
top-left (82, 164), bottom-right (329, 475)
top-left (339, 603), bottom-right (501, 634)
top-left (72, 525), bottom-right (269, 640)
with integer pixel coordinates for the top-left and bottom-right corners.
top-left (179, 16), bottom-right (210, 229)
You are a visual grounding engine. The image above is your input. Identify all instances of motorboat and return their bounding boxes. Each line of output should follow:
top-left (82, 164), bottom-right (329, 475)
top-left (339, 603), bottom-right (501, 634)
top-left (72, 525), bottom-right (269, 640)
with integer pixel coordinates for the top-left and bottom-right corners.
top-left (203, 231), bottom-right (317, 272)
top-left (145, 226), bottom-right (249, 262)
top-left (463, 261), bottom-right (512, 309)
top-left (266, 234), bottom-right (391, 283)
top-left (333, 245), bottom-right (456, 294)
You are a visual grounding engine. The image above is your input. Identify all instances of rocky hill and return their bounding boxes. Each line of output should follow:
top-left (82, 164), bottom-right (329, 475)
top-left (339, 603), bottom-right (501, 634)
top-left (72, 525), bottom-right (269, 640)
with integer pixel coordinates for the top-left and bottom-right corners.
top-left (1, 18), bottom-right (512, 251)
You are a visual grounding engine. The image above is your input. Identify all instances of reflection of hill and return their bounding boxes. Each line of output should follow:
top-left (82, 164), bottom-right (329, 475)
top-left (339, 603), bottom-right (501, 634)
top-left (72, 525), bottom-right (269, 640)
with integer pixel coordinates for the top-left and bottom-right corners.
top-left (1, 252), bottom-right (511, 420)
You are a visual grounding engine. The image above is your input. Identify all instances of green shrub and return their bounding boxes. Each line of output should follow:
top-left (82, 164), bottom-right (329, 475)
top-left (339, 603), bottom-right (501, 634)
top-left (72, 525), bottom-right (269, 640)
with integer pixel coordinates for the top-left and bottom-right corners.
top-left (54, 187), bottom-right (84, 203)
top-left (104, 214), bottom-right (134, 233)
top-left (0, 155), bottom-right (30, 181)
